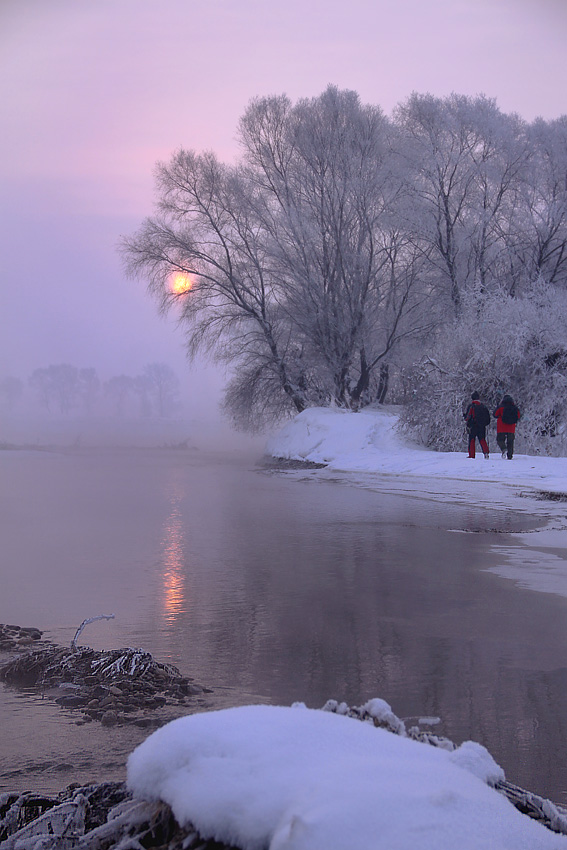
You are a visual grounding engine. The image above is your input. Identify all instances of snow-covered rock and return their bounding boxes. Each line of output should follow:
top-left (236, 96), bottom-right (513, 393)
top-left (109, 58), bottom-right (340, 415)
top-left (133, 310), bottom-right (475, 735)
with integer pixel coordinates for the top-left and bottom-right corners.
top-left (127, 703), bottom-right (567, 850)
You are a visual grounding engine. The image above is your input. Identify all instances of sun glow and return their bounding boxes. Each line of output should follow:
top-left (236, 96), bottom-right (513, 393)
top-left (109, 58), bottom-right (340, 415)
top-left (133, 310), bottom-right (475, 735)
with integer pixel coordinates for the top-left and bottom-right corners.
top-left (171, 272), bottom-right (194, 294)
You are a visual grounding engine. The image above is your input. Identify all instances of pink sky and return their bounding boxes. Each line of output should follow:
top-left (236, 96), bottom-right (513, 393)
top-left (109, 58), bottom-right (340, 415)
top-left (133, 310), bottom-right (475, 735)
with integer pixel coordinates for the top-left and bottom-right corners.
top-left (1, 0), bottom-right (566, 398)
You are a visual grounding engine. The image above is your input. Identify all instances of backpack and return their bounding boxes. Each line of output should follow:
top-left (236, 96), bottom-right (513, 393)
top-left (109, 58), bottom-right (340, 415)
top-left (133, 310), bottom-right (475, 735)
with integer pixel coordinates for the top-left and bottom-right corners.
top-left (469, 403), bottom-right (490, 427)
top-left (502, 404), bottom-right (519, 425)
top-left (474, 404), bottom-right (491, 426)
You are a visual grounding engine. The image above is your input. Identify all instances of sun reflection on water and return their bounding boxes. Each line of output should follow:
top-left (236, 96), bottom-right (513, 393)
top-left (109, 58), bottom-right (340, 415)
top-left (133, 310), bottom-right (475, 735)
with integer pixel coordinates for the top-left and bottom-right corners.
top-left (160, 485), bottom-right (188, 626)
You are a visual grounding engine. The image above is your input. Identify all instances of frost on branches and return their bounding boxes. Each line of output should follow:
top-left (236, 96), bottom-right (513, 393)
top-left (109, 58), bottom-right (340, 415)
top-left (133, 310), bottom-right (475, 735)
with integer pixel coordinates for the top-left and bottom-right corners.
top-left (122, 88), bottom-right (567, 444)
top-left (399, 284), bottom-right (567, 455)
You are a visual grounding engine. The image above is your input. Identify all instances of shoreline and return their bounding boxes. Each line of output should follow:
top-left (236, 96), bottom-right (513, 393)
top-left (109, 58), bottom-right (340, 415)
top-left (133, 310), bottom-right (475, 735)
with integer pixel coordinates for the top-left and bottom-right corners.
top-left (2, 696), bottom-right (567, 849)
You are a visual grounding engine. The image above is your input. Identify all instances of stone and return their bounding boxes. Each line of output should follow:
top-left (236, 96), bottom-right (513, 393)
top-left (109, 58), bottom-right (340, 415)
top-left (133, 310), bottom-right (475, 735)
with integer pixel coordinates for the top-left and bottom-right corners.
top-left (101, 710), bottom-right (118, 726)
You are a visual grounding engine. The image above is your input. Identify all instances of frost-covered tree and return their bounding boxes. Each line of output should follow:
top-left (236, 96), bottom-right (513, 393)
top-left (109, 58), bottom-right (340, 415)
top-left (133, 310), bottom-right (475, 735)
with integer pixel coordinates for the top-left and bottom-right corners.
top-left (504, 117), bottom-right (567, 294)
top-left (393, 93), bottom-right (529, 314)
top-left (399, 282), bottom-right (567, 455)
top-left (122, 87), bottom-right (434, 425)
top-left (240, 88), bottom-right (434, 409)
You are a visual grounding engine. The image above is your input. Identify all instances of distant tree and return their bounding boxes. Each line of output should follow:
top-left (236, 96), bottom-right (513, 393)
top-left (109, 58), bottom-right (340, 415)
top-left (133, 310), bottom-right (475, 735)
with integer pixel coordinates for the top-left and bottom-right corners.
top-left (133, 373), bottom-right (153, 418)
top-left (29, 364), bottom-right (78, 414)
top-left (103, 375), bottom-right (135, 417)
top-left (0, 376), bottom-right (23, 409)
top-left (78, 368), bottom-right (100, 414)
top-left (143, 362), bottom-right (180, 417)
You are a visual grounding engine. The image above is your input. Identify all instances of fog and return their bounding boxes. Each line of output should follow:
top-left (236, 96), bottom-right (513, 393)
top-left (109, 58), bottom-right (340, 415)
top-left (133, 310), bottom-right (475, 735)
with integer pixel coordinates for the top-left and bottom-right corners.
top-left (1, 0), bottom-right (565, 442)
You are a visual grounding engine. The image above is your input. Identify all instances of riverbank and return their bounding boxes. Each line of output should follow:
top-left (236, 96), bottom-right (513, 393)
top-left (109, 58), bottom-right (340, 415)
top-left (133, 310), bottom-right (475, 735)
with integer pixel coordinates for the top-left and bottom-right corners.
top-left (265, 407), bottom-right (567, 600)
top-left (2, 694), bottom-right (567, 850)
top-left (265, 406), bottom-right (567, 498)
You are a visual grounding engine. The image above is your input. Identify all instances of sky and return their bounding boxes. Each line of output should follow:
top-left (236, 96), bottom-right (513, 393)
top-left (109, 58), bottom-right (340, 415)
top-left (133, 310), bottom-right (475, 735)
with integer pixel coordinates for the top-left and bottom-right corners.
top-left (1, 0), bottom-right (566, 410)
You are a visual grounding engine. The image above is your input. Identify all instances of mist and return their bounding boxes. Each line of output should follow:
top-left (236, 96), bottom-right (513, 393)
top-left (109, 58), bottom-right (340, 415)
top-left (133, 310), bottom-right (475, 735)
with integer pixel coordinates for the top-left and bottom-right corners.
top-left (1, 0), bottom-right (566, 451)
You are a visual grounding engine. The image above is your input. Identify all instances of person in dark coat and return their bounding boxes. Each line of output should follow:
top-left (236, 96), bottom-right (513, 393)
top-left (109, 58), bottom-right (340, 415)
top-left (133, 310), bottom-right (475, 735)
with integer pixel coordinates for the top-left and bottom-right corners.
top-left (464, 391), bottom-right (490, 459)
top-left (493, 395), bottom-right (521, 459)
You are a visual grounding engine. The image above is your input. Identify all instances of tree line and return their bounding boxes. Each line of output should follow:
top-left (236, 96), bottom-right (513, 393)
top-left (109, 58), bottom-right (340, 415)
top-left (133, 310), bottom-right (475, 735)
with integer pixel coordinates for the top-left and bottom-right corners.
top-left (0, 363), bottom-right (181, 418)
top-left (122, 86), bottom-right (567, 453)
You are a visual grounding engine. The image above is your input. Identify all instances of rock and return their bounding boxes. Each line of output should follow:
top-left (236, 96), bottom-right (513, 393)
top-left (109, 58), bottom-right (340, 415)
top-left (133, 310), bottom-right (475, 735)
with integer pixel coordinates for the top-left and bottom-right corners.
top-left (101, 710), bottom-right (118, 726)
top-left (20, 627), bottom-right (42, 640)
top-left (55, 695), bottom-right (87, 707)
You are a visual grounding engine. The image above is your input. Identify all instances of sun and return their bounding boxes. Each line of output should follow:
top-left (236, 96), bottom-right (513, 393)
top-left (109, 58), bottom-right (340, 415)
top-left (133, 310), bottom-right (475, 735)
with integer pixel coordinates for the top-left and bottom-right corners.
top-left (171, 272), bottom-right (194, 294)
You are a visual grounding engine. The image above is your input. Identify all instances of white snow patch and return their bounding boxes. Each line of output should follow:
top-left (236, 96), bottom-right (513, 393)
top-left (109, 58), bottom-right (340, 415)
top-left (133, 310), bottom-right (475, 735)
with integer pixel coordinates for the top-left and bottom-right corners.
top-left (267, 407), bottom-right (567, 598)
top-left (266, 407), bottom-right (567, 491)
top-left (127, 704), bottom-right (567, 850)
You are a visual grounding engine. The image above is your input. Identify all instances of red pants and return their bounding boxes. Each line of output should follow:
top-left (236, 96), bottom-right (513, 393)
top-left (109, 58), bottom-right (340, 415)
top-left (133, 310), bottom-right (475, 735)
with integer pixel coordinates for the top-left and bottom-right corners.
top-left (468, 434), bottom-right (489, 458)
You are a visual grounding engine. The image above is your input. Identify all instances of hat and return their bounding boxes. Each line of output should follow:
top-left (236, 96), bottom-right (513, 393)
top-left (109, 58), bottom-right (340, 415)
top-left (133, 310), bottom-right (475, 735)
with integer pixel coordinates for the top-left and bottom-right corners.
top-left (471, 391), bottom-right (480, 400)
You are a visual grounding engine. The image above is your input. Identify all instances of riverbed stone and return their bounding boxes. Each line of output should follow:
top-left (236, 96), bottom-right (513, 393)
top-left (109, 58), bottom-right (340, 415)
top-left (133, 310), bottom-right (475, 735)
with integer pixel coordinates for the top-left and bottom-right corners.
top-left (101, 710), bottom-right (118, 726)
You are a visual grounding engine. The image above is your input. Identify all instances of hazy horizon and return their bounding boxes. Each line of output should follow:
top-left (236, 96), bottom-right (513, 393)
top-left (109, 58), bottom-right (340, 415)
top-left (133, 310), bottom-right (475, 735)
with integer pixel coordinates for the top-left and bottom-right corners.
top-left (1, 0), bottom-right (565, 419)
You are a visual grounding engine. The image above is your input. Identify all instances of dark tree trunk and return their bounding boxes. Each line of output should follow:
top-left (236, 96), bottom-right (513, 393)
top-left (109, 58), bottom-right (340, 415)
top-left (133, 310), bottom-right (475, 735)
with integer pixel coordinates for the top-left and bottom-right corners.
top-left (377, 363), bottom-right (389, 404)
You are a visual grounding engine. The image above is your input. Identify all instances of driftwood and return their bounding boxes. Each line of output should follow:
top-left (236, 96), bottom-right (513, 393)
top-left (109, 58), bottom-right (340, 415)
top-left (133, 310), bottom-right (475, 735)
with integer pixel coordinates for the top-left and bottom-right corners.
top-left (71, 616), bottom-right (115, 651)
top-left (0, 782), bottom-right (238, 849)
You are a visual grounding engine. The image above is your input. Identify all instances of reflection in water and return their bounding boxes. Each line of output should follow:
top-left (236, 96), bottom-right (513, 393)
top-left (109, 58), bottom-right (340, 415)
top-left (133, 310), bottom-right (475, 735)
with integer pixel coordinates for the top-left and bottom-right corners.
top-left (160, 476), bottom-right (188, 626)
top-left (2, 448), bottom-right (567, 804)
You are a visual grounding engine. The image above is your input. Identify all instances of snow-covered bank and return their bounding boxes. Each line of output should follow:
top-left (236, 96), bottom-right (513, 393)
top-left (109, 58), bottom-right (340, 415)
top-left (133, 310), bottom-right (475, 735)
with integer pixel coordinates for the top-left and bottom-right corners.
top-left (266, 407), bottom-right (567, 496)
top-left (266, 407), bottom-right (567, 600)
top-left (127, 701), bottom-right (567, 850)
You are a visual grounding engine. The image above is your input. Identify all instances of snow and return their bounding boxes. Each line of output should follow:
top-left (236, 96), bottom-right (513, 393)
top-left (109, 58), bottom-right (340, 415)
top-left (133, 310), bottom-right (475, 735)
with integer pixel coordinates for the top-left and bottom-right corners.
top-left (265, 406), bottom-right (567, 495)
top-left (266, 406), bottom-right (567, 599)
top-left (127, 702), bottom-right (567, 849)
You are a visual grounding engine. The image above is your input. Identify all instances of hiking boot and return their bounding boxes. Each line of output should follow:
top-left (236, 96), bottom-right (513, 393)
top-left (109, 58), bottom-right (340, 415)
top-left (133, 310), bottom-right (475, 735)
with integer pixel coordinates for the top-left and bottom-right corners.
top-left (501, 451), bottom-right (506, 459)
top-left (484, 453), bottom-right (489, 459)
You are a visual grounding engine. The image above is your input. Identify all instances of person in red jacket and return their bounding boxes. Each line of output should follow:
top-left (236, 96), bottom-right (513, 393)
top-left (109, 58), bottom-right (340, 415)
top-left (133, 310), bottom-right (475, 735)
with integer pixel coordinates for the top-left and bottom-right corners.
top-left (464, 391), bottom-right (491, 459)
top-left (493, 395), bottom-right (521, 459)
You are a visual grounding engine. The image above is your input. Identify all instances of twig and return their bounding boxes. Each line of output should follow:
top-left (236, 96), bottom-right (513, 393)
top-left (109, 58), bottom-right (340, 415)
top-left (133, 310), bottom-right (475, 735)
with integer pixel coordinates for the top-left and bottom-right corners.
top-left (71, 615), bottom-right (115, 651)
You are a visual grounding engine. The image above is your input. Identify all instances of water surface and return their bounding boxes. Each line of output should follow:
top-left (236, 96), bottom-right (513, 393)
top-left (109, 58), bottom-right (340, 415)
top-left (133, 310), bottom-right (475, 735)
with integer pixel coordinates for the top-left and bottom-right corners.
top-left (1, 446), bottom-right (567, 805)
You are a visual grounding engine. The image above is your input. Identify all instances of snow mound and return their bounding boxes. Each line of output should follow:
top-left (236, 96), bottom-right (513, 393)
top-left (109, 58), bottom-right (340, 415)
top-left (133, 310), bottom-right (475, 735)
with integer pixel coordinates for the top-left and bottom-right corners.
top-left (266, 406), bottom-right (567, 493)
top-left (127, 703), bottom-right (565, 850)
top-left (265, 406), bottom-right (409, 465)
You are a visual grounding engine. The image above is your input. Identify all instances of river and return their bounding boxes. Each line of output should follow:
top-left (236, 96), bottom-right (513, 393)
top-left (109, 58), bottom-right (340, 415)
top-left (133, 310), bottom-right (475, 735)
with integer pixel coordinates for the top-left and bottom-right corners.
top-left (1, 445), bottom-right (567, 805)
